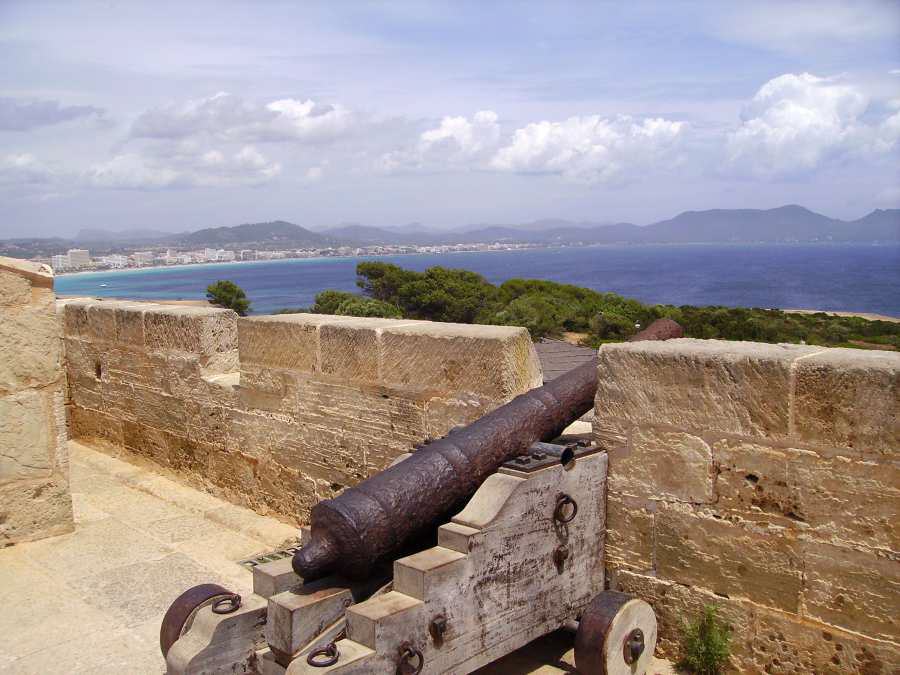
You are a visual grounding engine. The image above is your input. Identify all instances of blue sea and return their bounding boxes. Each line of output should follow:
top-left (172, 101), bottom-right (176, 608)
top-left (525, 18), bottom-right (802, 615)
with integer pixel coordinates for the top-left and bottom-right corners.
top-left (55, 244), bottom-right (900, 317)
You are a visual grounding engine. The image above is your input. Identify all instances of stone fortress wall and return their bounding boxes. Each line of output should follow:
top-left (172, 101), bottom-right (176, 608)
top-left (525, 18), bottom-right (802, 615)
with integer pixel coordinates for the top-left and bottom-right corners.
top-left (61, 299), bottom-right (542, 524)
top-left (57, 298), bottom-right (899, 670)
top-left (595, 339), bottom-right (899, 672)
top-left (0, 257), bottom-right (73, 544)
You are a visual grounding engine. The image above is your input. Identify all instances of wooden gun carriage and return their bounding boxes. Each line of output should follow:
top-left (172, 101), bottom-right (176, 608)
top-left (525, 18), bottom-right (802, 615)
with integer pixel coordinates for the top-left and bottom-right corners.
top-left (160, 360), bottom-right (658, 675)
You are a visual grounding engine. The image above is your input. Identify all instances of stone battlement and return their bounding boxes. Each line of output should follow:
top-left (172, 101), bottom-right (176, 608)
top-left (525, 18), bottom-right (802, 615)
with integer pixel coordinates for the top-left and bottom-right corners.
top-left (595, 339), bottom-right (899, 672)
top-left (0, 257), bottom-right (73, 545)
top-left (61, 299), bottom-right (542, 524)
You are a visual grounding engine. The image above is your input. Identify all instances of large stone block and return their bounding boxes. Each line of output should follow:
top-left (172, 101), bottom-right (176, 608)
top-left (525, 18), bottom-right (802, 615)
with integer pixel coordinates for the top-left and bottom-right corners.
top-left (123, 419), bottom-right (171, 466)
top-left (609, 427), bottom-right (714, 503)
top-left (69, 405), bottom-right (124, 448)
top-left (380, 322), bottom-right (541, 399)
top-left (257, 458), bottom-right (319, 523)
top-left (144, 305), bottom-right (237, 356)
top-left (319, 317), bottom-right (405, 384)
top-left (802, 542), bottom-right (899, 641)
top-left (61, 299), bottom-right (91, 338)
top-left (0, 293), bottom-right (61, 394)
top-left (746, 600), bottom-right (900, 675)
top-left (713, 439), bottom-right (801, 523)
top-left (793, 348), bottom-right (900, 457)
top-left (796, 456), bottom-right (899, 552)
top-left (208, 449), bottom-right (260, 502)
top-left (595, 340), bottom-right (818, 440)
top-left (238, 314), bottom-right (320, 372)
top-left (605, 493), bottom-right (655, 573)
top-left (714, 439), bottom-right (899, 551)
top-left (0, 269), bottom-right (32, 305)
top-left (655, 502), bottom-right (803, 612)
top-left (112, 302), bottom-right (147, 346)
top-left (86, 303), bottom-right (117, 342)
top-left (0, 389), bottom-right (52, 483)
top-left (104, 346), bottom-right (155, 388)
top-left (166, 433), bottom-right (215, 475)
top-left (423, 394), bottom-right (498, 439)
top-left (128, 384), bottom-right (186, 431)
top-left (0, 474), bottom-right (73, 544)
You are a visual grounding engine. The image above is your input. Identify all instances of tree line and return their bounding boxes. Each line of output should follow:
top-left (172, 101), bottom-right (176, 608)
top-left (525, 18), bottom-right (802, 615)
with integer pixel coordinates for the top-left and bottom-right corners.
top-left (255, 261), bottom-right (899, 349)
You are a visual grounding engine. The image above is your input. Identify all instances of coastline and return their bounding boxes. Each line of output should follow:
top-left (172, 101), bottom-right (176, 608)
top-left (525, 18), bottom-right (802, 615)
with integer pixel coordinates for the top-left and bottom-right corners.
top-left (52, 240), bottom-right (900, 280)
top-left (53, 244), bottom-right (900, 319)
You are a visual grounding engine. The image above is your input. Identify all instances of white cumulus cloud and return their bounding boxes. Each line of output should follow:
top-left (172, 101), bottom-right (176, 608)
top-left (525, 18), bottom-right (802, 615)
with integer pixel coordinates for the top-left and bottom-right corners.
top-left (381, 110), bottom-right (501, 171)
top-left (382, 111), bottom-right (685, 182)
top-left (131, 92), bottom-right (353, 143)
top-left (491, 115), bottom-right (685, 183)
top-left (726, 72), bottom-right (900, 176)
top-left (87, 144), bottom-right (280, 190)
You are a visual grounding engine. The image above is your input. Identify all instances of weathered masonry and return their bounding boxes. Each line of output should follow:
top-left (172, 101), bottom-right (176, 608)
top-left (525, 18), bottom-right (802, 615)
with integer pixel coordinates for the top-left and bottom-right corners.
top-left (54, 297), bottom-right (900, 671)
top-left (61, 299), bottom-right (542, 524)
top-left (0, 257), bottom-right (73, 544)
top-left (596, 339), bottom-right (899, 673)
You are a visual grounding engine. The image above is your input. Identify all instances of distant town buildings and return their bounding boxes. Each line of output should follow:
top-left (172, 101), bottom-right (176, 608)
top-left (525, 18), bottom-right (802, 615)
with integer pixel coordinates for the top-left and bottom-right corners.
top-left (131, 251), bottom-right (155, 266)
top-left (67, 249), bottom-right (91, 268)
top-left (50, 248), bottom-right (92, 271)
top-left (100, 254), bottom-right (128, 268)
top-left (50, 254), bottom-right (71, 271)
top-left (46, 241), bottom-right (544, 274)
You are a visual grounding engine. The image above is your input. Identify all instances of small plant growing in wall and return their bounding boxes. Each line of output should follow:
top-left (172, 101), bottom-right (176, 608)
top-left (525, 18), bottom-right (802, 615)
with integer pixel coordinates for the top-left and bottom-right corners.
top-left (206, 280), bottom-right (251, 316)
top-left (677, 605), bottom-right (732, 674)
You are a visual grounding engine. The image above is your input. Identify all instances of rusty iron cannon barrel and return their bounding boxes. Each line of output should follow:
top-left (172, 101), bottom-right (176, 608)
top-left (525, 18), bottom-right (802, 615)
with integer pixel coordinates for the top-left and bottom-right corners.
top-left (293, 357), bottom-right (599, 581)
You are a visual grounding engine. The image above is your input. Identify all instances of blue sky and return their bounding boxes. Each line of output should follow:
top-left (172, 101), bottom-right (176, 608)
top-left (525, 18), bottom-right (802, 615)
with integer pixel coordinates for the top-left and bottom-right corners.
top-left (1, 0), bottom-right (899, 236)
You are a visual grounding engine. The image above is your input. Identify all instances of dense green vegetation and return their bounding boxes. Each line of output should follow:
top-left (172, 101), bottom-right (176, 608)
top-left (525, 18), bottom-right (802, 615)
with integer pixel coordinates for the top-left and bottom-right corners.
top-left (281, 262), bottom-right (900, 349)
top-left (206, 280), bottom-right (251, 316)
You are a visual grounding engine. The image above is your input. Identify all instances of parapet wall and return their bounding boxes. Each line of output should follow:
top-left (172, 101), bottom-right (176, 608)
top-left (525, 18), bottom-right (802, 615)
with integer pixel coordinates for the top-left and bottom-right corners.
top-left (0, 257), bottom-right (73, 544)
top-left (62, 300), bottom-right (542, 524)
top-left (595, 339), bottom-right (899, 672)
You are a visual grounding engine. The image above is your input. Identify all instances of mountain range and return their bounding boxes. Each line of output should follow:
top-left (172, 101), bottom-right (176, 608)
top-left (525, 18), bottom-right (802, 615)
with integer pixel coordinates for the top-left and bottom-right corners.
top-left (1, 206), bottom-right (897, 259)
top-left (315, 206), bottom-right (899, 246)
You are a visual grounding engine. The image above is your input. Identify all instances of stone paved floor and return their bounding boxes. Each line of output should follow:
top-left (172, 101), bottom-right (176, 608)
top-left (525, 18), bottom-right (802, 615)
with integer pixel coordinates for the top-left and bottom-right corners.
top-left (0, 441), bottom-right (675, 674)
top-left (0, 441), bottom-right (298, 675)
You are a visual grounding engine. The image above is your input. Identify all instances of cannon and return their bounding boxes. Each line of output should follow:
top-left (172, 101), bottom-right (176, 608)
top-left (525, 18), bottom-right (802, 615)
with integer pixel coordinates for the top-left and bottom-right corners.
top-left (293, 357), bottom-right (599, 582)
top-left (161, 358), bottom-right (661, 674)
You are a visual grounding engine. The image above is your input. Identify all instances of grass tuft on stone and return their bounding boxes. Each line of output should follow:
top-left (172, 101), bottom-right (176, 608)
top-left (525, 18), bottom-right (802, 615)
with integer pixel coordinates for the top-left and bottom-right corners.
top-left (677, 604), bottom-right (732, 675)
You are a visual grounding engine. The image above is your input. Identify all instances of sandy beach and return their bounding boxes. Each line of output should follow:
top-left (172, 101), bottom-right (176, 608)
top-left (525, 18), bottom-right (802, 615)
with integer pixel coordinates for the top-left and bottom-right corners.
top-left (784, 309), bottom-right (899, 323)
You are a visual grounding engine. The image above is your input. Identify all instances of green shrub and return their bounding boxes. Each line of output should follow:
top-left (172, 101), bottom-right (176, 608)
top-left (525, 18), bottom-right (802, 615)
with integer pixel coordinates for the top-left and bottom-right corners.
top-left (334, 296), bottom-right (403, 318)
top-left (299, 262), bottom-right (900, 350)
top-left (206, 280), bottom-right (250, 316)
top-left (678, 605), bottom-right (732, 675)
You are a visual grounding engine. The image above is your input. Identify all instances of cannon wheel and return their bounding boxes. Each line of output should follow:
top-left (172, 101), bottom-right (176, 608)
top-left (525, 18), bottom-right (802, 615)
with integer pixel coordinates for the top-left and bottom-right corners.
top-left (574, 591), bottom-right (657, 675)
top-left (159, 583), bottom-right (232, 658)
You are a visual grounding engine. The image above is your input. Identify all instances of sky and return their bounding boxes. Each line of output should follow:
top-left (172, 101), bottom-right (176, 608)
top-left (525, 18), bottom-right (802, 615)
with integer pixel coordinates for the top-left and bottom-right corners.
top-left (1, 0), bottom-right (899, 237)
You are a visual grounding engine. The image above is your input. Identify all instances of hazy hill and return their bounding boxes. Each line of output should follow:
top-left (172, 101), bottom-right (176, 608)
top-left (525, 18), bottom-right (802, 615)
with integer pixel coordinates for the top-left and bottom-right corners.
top-left (457, 207), bottom-right (898, 244)
top-left (638, 205), bottom-right (839, 243)
top-left (177, 220), bottom-right (333, 248)
top-left (837, 209), bottom-right (900, 241)
top-left (1, 207), bottom-right (897, 260)
top-left (639, 206), bottom-right (898, 243)
top-left (320, 224), bottom-right (414, 245)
